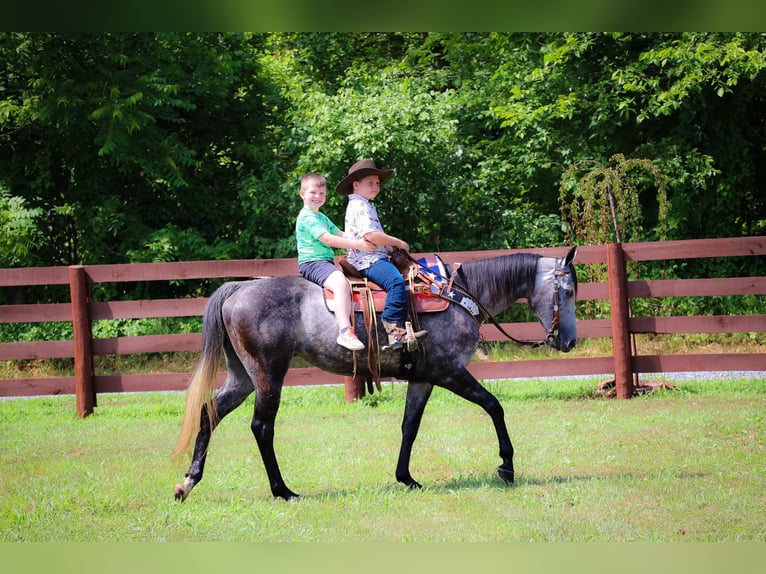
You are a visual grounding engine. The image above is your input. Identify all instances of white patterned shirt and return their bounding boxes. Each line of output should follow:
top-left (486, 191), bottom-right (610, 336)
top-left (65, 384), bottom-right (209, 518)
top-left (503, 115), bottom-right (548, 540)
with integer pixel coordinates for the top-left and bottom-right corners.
top-left (344, 193), bottom-right (389, 270)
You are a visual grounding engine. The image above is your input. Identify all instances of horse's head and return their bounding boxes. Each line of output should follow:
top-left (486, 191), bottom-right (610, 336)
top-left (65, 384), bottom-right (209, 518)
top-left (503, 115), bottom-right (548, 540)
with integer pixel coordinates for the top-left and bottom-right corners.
top-left (530, 245), bottom-right (578, 352)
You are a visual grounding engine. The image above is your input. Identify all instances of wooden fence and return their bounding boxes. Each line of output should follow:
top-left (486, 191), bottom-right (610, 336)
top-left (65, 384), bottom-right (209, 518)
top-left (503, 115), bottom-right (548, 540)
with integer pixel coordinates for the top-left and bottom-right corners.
top-left (1, 236), bottom-right (764, 416)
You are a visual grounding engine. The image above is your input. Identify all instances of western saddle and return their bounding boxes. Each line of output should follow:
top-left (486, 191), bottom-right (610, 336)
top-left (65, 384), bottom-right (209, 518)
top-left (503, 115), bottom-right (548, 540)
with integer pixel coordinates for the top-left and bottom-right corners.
top-left (324, 250), bottom-right (479, 391)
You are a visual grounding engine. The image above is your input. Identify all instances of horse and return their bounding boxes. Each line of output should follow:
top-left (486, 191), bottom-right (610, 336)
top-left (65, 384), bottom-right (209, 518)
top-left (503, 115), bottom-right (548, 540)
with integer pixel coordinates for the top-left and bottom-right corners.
top-left (173, 246), bottom-right (578, 501)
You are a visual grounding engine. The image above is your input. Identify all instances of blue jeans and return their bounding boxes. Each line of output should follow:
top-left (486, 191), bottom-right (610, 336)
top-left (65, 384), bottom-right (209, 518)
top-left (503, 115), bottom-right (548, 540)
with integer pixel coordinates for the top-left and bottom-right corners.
top-left (360, 259), bottom-right (407, 325)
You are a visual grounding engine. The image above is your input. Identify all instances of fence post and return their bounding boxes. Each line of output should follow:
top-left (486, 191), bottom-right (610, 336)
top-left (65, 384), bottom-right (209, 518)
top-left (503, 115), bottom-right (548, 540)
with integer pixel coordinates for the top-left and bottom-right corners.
top-left (69, 265), bottom-right (96, 417)
top-left (606, 243), bottom-right (635, 398)
top-left (344, 375), bottom-right (366, 402)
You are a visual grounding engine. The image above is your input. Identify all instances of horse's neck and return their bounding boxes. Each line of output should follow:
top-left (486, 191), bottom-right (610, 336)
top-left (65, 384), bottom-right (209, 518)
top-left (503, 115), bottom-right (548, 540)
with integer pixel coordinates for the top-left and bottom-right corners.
top-left (455, 255), bottom-right (536, 317)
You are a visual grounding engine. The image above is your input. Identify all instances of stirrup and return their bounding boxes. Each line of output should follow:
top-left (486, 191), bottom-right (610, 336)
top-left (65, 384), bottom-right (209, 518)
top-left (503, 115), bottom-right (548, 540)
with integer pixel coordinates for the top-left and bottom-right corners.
top-left (404, 321), bottom-right (428, 351)
top-left (382, 321), bottom-right (427, 351)
top-left (381, 320), bottom-right (406, 351)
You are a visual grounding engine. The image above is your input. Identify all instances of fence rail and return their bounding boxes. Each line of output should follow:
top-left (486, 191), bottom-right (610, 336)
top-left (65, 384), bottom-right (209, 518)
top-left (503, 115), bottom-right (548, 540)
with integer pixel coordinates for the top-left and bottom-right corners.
top-left (1, 237), bottom-right (764, 415)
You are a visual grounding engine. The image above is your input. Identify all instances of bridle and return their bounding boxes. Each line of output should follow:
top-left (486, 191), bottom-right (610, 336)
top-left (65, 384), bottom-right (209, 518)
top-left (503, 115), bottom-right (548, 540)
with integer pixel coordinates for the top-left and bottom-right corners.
top-left (472, 257), bottom-right (573, 349)
top-left (544, 264), bottom-right (573, 347)
top-left (399, 250), bottom-right (573, 349)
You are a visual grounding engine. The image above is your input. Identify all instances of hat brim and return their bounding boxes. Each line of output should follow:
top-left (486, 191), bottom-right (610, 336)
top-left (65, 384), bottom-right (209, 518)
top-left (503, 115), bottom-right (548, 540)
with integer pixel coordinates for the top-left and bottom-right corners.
top-left (335, 168), bottom-right (394, 195)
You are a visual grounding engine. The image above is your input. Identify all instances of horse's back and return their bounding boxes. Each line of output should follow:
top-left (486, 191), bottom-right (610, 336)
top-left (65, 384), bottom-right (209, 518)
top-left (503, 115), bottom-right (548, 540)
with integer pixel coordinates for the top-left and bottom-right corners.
top-left (221, 276), bottom-right (317, 322)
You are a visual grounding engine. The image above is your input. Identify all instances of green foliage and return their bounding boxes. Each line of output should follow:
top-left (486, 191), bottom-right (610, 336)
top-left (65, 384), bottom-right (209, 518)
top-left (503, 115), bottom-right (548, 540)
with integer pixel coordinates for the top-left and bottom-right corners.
top-left (0, 185), bottom-right (44, 267)
top-left (263, 36), bottom-right (565, 252)
top-left (91, 317), bottom-right (201, 338)
top-left (0, 32), bottom-right (274, 267)
top-left (1, 32), bottom-right (764, 309)
top-left (489, 33), bottom-right (766, 240)
top-left (559, 153), bottom-right (669, 244)
top-left (0, 321), bottom-right (73, 343)
top-left (126, 225), bottom-right (228, 263)
top-left (283, 66), bottom-right (469, 250)
top-left (0, 316), bottom-right (202, 344)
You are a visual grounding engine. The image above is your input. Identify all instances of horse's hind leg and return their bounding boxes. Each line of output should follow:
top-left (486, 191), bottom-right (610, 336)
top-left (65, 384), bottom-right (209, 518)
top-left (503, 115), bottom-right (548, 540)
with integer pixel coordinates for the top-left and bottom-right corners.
top-left (395, 382), bottom-right (434, 489)
top-left (174, 369), bottom-right (253, 502)
top-left (250, 372), bottom-right (299, 501)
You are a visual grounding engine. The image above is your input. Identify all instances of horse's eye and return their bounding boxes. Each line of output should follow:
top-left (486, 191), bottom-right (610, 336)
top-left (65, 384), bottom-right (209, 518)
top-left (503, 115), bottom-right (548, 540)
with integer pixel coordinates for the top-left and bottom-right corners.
top-left (565, 289), bottom-right (574, 298)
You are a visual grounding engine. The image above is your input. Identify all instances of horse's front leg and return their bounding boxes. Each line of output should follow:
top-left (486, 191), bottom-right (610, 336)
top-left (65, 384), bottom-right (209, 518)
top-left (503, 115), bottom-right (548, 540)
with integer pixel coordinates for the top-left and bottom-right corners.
top-left (395, 382), bottom-right (434, 489)
top-left (440, 367), bottom-right (515, 484)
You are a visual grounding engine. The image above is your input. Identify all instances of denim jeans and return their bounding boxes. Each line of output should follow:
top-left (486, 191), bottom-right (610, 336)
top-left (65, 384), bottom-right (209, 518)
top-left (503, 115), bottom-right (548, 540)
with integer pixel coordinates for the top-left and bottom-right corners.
top-left (360, 259), bottom-right (407, 325)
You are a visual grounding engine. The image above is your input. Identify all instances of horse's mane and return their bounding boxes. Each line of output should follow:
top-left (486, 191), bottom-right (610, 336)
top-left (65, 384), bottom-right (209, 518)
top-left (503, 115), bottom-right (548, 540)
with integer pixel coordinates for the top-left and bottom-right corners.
top-left (455, 253), bottom-right (542, 298)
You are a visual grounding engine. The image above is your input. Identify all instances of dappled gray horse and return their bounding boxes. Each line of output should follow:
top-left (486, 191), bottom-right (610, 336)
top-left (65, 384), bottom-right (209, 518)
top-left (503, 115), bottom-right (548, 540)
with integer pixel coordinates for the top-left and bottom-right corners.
top-left (174, 246), bottom-right (578, 501)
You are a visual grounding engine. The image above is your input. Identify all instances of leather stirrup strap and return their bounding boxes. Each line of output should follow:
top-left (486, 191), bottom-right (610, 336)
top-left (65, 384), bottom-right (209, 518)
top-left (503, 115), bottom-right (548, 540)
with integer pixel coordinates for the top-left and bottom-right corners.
top-left (359, 282), bottom-right (381, 391)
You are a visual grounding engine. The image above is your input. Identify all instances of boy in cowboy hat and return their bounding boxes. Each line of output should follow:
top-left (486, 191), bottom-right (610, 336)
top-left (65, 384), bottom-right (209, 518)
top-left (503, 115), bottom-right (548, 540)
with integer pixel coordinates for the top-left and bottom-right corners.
top-left (337, 159), bottom-right (427, 350)
top-left (296, 172), bottom-right (377, 351)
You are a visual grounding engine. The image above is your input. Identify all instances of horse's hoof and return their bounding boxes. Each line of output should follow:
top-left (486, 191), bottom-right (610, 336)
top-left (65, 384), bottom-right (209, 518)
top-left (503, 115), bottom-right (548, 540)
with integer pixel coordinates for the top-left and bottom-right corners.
top-left (174, 484), bottom-right (188, 502)
top-left (397, 475), bottom-right (422, 490)
top-left (497, 467), bottom-right (515, 484)
top-left (274, 487), bottom-right (301, 501)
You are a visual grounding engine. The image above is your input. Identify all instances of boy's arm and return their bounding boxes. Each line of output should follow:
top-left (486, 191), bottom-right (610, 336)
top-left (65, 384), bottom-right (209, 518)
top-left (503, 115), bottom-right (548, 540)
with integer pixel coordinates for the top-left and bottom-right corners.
top-left (363, 231), bottom-right (409, 252)
top-left (318, 232), bottom-right (376, 252)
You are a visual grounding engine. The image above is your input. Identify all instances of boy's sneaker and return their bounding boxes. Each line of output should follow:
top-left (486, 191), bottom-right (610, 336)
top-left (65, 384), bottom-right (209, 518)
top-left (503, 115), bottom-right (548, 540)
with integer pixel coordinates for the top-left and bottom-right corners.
top-left (337, 329), bottom-right (365, 351)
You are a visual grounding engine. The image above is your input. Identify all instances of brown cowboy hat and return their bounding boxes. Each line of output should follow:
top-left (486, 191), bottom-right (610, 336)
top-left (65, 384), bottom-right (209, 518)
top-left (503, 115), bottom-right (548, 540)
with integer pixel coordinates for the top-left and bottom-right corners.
top-left (335, 158), bottom-right (394, 195)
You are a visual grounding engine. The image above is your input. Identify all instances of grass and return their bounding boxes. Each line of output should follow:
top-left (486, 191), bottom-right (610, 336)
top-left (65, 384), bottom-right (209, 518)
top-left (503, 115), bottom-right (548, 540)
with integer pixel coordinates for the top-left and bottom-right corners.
top-left (1, 375), bottom-right (765, 542)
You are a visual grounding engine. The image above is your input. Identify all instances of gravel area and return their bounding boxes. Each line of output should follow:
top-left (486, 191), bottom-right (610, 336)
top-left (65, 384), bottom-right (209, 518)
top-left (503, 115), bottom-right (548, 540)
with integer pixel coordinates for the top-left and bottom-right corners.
top-left (657, 371), bottom-right (766, 381)
top-left (518, 371), bottom-right (766, 383)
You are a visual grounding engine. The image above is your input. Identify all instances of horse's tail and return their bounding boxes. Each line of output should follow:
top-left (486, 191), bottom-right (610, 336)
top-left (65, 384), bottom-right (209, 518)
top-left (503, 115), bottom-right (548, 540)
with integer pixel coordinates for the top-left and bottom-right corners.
top-left (173, 281), bottom-right (244, 459)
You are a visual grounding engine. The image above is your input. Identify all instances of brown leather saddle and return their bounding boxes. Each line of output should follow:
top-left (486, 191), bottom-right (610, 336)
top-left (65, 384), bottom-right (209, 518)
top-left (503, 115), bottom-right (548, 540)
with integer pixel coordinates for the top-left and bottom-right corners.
top-left (323, 252), bottom-right (453, 391)
top-left (325, 254), bottom-right (450, 315)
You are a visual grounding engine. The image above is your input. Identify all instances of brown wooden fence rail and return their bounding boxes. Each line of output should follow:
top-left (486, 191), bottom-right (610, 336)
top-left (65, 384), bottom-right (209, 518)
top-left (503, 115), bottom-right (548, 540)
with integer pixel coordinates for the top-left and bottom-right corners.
top-left (1, 237), bottom-right (764, 416)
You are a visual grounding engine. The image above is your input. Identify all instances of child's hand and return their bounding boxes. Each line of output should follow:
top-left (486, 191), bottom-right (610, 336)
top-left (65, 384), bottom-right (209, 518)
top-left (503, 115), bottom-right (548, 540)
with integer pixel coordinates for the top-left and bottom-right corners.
top-left (357, 238), bottom-right (378, 252)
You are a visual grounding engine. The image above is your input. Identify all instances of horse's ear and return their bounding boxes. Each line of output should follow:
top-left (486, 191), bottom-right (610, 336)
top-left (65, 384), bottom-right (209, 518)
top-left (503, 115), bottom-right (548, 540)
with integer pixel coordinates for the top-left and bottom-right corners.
top-left (564, 245), bottom-right (578, 266)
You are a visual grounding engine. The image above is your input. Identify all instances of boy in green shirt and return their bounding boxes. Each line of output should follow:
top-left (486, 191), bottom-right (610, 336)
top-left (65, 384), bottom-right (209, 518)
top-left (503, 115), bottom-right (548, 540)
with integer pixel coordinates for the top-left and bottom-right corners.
top-left (295, 172), bottom-right (375, 351)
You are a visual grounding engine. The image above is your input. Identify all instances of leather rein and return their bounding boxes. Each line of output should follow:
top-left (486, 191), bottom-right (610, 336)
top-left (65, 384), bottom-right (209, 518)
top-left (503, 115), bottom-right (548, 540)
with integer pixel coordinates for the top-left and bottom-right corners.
top-left (399, 250), bottom-right (569, 348)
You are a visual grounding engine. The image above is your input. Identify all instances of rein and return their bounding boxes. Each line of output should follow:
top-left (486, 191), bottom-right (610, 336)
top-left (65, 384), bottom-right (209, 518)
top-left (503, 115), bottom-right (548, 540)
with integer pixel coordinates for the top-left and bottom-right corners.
top-left (453, 263), bottom-right (551, 348)
top-left (398, 250), bottom-right (566, 348)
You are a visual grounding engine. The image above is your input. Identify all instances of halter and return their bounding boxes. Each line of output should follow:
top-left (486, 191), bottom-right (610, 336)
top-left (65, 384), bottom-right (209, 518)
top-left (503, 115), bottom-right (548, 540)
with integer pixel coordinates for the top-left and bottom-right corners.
top-left (544, 265), bottom-right (572, 347)
top-left (477, 258), bottom-right (572, 348)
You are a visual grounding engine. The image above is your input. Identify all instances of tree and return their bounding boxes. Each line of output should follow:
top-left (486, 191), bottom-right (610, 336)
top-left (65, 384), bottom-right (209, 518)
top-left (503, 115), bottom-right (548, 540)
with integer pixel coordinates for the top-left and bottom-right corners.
top-left (1, 32), bottom-right (764, 273)
top-left (559, 153), bottom-right (669, 245)
top-left (0, 185), bottom-right (43, 268)
top-left (489, 32), bottom-right (766, 240)
top-left (0, 32), bottom-right (276, 267)
top-left (268, 32), bottom-right (565, 252)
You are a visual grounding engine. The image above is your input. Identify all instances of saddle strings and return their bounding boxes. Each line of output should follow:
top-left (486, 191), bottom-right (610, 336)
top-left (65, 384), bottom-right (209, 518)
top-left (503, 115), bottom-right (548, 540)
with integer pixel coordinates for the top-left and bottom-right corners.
top-left (362, 278), bottom-right (382, 390)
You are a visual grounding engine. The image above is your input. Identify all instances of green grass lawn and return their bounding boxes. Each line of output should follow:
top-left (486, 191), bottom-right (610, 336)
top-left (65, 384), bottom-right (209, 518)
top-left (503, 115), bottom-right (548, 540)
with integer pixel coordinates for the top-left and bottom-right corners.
top-left (1, 376), bottom-right (765, 542)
